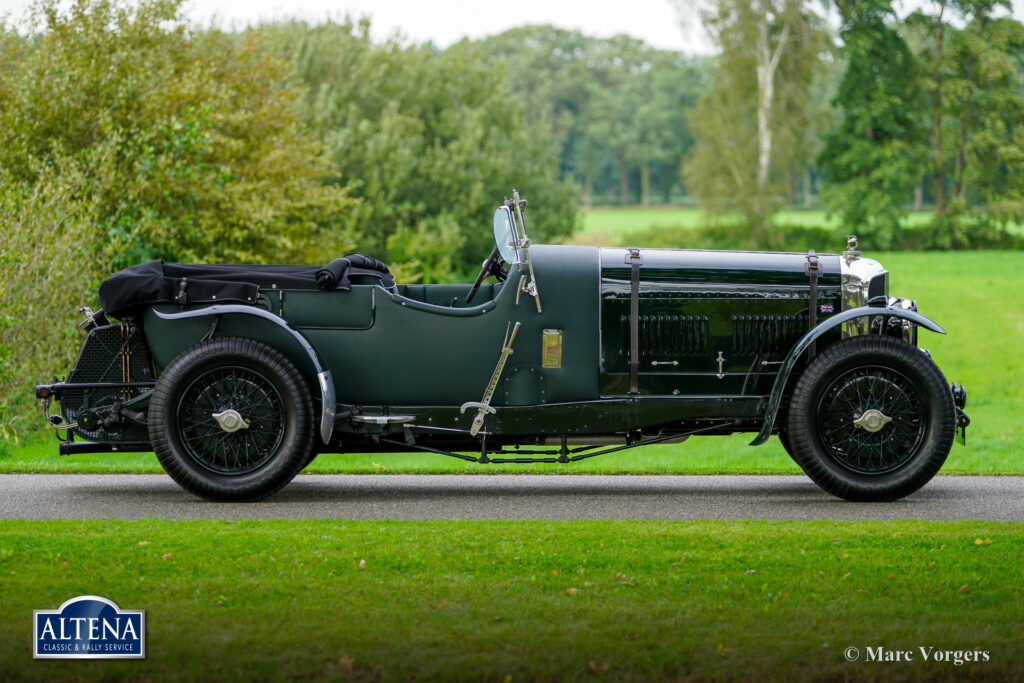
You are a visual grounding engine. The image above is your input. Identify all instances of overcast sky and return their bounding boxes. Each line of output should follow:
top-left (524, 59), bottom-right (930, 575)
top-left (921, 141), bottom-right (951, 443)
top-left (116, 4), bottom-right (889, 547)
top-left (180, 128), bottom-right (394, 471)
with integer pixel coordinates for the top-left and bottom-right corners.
top-left (1, 0), bottom-right (711, 53)
top-left (6, 0), bottom-right (1024, 55)
top-left (187, 0), bottom-right (705, 51)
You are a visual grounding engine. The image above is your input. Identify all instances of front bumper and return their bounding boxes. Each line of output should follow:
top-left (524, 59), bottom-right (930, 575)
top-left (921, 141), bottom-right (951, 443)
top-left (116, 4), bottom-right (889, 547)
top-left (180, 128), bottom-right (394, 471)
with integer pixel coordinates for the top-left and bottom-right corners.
top-left (952, 383), bottom-right (970, 445)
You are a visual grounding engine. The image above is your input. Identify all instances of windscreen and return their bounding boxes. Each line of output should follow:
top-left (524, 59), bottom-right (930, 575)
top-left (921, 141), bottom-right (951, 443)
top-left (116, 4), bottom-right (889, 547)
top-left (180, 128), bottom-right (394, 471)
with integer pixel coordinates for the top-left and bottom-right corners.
top-left (493, 206), bottom-right (523, 265)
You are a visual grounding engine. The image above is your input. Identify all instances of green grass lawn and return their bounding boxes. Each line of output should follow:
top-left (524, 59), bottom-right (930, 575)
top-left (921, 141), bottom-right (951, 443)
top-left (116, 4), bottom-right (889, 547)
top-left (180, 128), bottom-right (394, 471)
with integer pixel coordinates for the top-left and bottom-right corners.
top-left (3, 250), bottom-right (1019, 476)
top-left (579, 205), bottom-right (936, 239)
top-left (1, 519), bottom-right (1021, 680)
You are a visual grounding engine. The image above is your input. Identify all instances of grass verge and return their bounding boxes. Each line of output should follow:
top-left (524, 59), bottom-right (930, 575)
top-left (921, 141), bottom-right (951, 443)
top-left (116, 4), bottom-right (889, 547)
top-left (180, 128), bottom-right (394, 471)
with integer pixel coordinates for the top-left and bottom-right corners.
top-left (579, 206), bottom-right (936, 237)
top-left (1, 519), bottom-right (1022, 681)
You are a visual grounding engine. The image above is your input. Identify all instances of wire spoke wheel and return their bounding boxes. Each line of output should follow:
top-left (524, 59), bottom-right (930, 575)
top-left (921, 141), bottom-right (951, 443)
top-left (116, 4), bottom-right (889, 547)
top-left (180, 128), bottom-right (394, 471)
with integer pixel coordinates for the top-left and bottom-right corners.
top-left (815, 365), bottom-right (925, 475)
top-left (176, 366), bottom-right (286, 475)
top-left (150, 338), bottom-right (314, 501)
top-left (785, 336), bottom-right (955, 502)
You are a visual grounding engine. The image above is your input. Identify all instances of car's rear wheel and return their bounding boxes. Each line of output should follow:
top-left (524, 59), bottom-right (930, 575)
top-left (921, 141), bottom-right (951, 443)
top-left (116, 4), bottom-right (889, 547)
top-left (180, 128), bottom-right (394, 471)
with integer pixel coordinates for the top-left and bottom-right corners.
top-left (149, 338), bottom-right (314, 501)
top-left (785, 335), bottom-right (954, 501)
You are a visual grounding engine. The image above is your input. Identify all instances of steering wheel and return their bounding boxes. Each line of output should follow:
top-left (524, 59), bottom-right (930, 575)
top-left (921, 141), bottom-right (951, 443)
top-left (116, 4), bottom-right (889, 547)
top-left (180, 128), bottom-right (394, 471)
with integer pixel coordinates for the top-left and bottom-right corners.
top-left (466, 246), bottom-right (507, 304)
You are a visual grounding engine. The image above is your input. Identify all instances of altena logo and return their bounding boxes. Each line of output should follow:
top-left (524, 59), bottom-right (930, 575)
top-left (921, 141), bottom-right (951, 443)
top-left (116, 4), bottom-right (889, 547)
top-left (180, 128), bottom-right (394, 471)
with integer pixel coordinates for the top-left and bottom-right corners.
top-left (33, 595), bottom-right (145, 659)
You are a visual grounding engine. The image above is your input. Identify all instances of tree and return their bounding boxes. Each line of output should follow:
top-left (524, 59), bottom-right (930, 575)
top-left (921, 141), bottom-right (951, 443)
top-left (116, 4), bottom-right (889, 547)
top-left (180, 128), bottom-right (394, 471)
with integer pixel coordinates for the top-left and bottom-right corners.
top-left (0, 0), bottom-right (350, 268)
top-left (577, 36), bottom-right (658, 206)
top-left (475, 26), bottom-right (706, 207)
top-left (472, 25), bottom-right (598, 179)
top-left (796, 55), bottom-right (842, 208)
top-left (947, 12), bottom-right (1024, 239)
top-left (623, 53), bottom-right (700, 206)
top-left (255, 20), bottom-right (578, 281)
top-left (818, 0), bottom-right (925, 247)
top-left (905, 0), bottom-right (1024, 245)
top-left (684, 0), bottom-right (829, 237)
top-left (0, 160), bottom-right (102, 438)
top-left (649, 54), bottom-right (707, 203)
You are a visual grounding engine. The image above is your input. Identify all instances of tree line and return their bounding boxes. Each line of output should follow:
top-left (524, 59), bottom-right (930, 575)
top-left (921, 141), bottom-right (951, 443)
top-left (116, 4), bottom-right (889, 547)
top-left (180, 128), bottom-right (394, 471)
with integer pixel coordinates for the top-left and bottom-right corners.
top-left (472, 26), bottom-right (705, 208)
top-left (687, 0), bottom-right (1024, 249)
top-left (470, 1), bottom-right (1024, 251)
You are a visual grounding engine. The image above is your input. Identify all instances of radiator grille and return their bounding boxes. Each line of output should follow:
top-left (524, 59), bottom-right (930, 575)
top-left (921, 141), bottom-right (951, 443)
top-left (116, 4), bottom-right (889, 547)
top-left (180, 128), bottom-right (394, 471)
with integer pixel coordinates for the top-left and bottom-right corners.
top-left (62, 323), bottom-right (152, 443)
top-left (66, 325), bottom-right (149, 383)
top-left (620, 314), bottom-right (708, 357)
top-left (731, 314), bottom-right (804, 355)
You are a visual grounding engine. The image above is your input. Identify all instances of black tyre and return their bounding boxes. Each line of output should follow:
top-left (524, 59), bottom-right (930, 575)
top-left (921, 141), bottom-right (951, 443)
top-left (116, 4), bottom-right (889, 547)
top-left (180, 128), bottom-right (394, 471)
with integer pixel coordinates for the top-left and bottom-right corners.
top-left (776, 396), bottom-right (796, 460)
top-left (785, 335), bottom-right (955, 501)
top-left (149, 337), bottom-right (315, 501)
top-left (300, 451), bottom-right (319, 471)
top-left (777, 426), bottom-right (795, 460)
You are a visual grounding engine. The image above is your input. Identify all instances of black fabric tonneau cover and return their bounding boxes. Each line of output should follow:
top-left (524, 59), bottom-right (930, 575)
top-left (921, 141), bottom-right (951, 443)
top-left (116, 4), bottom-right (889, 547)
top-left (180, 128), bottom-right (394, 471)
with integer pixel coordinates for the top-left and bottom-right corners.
top-left (99, 256), bottom-right (394, 318)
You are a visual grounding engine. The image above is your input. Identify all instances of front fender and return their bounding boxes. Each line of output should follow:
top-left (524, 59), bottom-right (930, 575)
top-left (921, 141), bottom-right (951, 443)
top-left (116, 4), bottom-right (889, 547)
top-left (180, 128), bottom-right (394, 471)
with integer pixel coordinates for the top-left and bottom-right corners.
top-left (749, 306), bottom-right (946, 446)
top-left (153, 305), bottom-right (336, 445)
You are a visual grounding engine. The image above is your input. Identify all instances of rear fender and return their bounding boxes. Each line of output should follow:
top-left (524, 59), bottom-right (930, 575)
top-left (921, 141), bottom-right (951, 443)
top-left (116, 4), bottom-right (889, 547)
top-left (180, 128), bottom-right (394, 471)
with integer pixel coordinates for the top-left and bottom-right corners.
top-left (749, 306), bottom-right (946, 446)
top-left (151, 305), bottom-right (336, 444)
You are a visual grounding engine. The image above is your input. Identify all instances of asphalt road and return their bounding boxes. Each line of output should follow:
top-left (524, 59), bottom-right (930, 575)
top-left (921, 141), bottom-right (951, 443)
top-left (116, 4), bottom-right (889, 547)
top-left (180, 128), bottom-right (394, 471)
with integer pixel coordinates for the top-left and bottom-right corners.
top-left (1, 474), bottom-right (1022, 521)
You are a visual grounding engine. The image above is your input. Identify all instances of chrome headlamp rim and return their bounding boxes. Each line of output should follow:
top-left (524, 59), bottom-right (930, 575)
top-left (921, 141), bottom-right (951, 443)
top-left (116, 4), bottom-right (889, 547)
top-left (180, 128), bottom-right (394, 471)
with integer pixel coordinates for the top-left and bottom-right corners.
top-left (840, 254), bottom-right (887, 336)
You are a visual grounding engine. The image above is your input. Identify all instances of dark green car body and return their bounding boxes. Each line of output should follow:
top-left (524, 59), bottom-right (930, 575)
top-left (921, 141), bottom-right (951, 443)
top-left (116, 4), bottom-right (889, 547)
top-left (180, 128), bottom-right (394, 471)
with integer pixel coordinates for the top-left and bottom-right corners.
top-left (37, 194), bottom-right (968, 501)
top-left (140, 246), bottom-right (841, 432)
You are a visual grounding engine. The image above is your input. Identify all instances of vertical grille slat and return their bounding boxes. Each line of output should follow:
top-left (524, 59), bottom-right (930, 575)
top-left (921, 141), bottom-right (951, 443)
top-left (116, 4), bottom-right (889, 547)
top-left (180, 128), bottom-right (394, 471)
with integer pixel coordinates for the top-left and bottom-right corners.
top-left (731, 313), bottom-right (804, 355)
top-left (62, 323), bottom-right (152, 443)
top-left (619, 314), bottom-right (709, 358)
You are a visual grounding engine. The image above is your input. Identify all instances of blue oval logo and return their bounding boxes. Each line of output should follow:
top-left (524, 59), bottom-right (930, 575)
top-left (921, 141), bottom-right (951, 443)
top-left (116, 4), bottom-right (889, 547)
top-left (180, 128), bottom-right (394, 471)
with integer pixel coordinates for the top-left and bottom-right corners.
top-left (34, 595), bottom-right (145, 659)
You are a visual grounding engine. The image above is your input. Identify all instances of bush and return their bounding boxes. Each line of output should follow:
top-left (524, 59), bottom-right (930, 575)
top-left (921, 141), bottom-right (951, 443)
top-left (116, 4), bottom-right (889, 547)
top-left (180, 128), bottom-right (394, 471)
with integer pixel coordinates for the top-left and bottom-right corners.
top-left (0, 0), bottom-right (352, 268)
top-left (0, 159), bottom-right (103, 430)
top-left (0, 246), bottom-right (17, 447)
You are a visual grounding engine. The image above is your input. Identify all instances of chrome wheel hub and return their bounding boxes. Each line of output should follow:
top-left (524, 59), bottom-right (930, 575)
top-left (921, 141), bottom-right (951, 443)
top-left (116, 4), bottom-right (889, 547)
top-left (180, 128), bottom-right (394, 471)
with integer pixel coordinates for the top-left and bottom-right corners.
top-left (211, 409), bottom-right (249, 433)
top-left (852, 409), bottom-right (892, 433)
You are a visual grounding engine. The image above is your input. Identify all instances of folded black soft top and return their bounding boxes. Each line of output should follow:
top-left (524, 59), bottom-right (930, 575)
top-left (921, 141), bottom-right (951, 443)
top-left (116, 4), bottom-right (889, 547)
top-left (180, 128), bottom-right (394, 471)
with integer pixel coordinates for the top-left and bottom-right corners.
top-left (99, 255), bottom-right (394, 319)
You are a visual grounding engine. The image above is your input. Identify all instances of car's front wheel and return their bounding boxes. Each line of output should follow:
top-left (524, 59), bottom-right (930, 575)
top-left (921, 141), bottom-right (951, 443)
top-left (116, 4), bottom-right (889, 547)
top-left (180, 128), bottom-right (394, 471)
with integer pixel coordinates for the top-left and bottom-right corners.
top-left (148, 337), bottom-right (314, 501)
top-left (785, 335), bottom-right (955, 501)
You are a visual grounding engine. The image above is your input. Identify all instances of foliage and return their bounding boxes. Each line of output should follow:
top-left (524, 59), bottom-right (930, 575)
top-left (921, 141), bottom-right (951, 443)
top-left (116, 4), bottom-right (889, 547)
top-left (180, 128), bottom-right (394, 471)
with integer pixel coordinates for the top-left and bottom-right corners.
top-left (472, 24), bottom-right (604, 191)
top-left (913, 3), bottom-right (1024, 247)
top-left (0, 0), bottom-right (351, 268)
top-left (684, 0), bottom-right (831, 241)
top-left (0, 246), bottom-right (16, 448)
top-left (584, 48), bottom-right (696, 207)
top-left (579, 37), bottom-right (665, 207)
top-left (252, 20), bottom-right (579, 281)
top-left (475, 26), bottom-right (706, 207)
top-left (823, 0), bottom-right (1024, 247)
top-left (0, 159), bottom-right (103, 433)
top-left (818, 0), bottom-right (926, 248)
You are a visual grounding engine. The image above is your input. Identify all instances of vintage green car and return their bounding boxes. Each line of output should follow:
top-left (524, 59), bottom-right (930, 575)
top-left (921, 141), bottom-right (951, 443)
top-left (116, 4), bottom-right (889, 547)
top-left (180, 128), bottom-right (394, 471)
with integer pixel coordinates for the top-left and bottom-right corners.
top-left (37, 191), bottom-right (969, 502)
